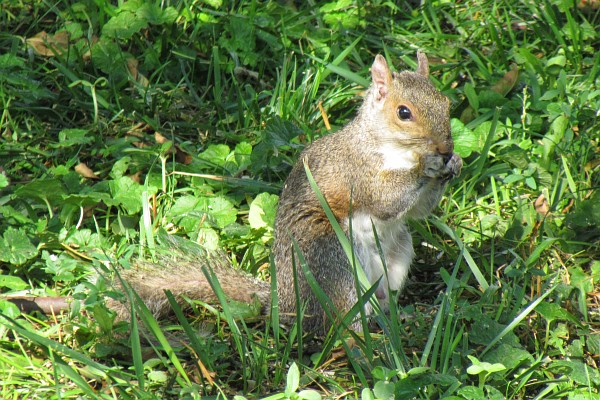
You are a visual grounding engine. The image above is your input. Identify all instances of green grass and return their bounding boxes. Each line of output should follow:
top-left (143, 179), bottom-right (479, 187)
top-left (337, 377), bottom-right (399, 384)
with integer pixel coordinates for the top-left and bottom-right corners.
top-left (1, 0), bottom-right (599, 399)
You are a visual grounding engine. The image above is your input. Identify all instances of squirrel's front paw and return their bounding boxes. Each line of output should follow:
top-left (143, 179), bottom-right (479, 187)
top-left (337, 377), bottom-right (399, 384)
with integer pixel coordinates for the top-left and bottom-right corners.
top-left (423, 153), bottom-right (462, 180)
top-left (446, 153), bottom-right (463, 179)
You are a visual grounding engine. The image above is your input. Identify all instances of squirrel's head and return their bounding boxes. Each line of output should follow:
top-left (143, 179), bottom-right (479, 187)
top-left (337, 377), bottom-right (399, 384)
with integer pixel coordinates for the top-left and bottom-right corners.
top-left (363, 52), bottom-right (453, 161)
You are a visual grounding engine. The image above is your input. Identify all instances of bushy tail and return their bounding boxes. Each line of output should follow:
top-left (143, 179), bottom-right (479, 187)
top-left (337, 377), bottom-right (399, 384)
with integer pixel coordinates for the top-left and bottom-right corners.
top-left (109, 253), bottom-right (271, 321)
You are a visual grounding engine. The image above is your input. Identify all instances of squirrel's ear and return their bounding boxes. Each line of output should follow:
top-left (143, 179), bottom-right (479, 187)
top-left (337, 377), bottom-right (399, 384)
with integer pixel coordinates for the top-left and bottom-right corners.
top-left (416, 51), bottom-right (430, 77)
top-left (371, 54), bottom-right (392, 100)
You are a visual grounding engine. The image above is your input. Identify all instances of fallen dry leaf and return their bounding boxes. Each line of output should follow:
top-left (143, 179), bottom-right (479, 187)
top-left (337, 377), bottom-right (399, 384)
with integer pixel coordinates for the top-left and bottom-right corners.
top-left (534, 193), bottom-right (550, 216)
top-left (74, 162), bottom-right (99, 180)
top-left (81, 35), bottom-right (98, 62)
top-left (127, 57), bottom-right (149, 89)
top-left (154, 131), bottom-right (168, 144)
top-left (154, 132), bottom-right (192, 164)
top-left (26, 31), bottom-right (70, 57)
top-left (491, 63), bottom-right (519, 97)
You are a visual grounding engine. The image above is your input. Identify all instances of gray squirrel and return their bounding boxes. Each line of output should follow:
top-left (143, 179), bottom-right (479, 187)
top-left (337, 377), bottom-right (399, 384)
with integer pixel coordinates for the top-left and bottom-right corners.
top-left (105, 52), bottom-right (462, 335)
top-left (273, 52), bottom-right (462, 333)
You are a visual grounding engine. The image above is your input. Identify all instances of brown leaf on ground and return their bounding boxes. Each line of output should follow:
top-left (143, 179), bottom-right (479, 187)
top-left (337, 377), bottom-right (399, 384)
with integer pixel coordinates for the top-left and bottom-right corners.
top-left (74, 162), bottom-right (99, 180)
top-left (81, 35), bottom-right (98, 62)
top-left (490, 63), bottom-right (519, 97)
top-left (154, 131), bottom-right (169, 144)
top-left (155, 132), bottom-right (192, 164)
top-left (534, 193), bottom-right (550, 216)
top-left (26, 31), bottom-right (70, 57)
top-left (127, 57), bottom-right (149, 88)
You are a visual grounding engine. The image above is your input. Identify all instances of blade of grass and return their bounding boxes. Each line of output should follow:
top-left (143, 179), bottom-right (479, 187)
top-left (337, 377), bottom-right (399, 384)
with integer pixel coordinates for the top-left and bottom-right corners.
top-left (420, 247), bottom-right (464, 367)
top-left (431, 218), bottom-right (489, 291)
top-left (480, 283), bottom-right (557, 356)
top-left (0, 315), bottom-right (122, 383)
top-left (290, 250), bottom-right (304, 371)
top-left (201, 266), bottom-right (247, 372)
top-left (291, 237), bottom-right (372, 387)
top-left (128, 301), bottom-right (145, 392)
top-left (369, 219), bottom-right (408, 372)
top-left (126, 285), bottom-right (193, 387)
top-left (50, 351), bottom-right (100, 399)
top-left (303, 161), bottom-right (370, 290)
top-left (560, 154), bottom-right (579, 201)
top-left (164, 290), bottom-right (212, 383)
top-left (317, 35), bottom-right (364, 83)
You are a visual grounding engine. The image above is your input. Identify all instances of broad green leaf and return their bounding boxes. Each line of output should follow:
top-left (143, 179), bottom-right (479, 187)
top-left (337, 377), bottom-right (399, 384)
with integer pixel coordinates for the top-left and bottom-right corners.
top-left (320, 0), bottom-right (362, 29)
top-left (0, 227), bottom-right (38, 265)
top-left (373, 380), bottom-right (395, 400)
top-left (203, 0), bottom-right (222, 7)
top-left (136, 3), bottom-right (178, 25)
top-left (196, 227), bottom-right (219, 250)
top-left (92, 303), bottom-right (115, 333)
top-left (51, 128), bottom-right (94, 147)
top-left (570, 266), bottom-right (594, 293)
top-left (297, 391), bottom-right (321, 400)
top-left (546, 52), bottom-right (567, 75)
top-left (263, 117), bottom-right (303, 148)
top-left (234, 142), bottom-right (252, 171)
top-left (456, 386), bottom-right (485, 400)
top-left (169, 195), bottom-right (237, 231)
top-left (467, 312), bottom-right (519, 347)
top-left (0, 300), bottom-right (21, 318)
top-left (14, 178), bottom-right (66, 205)
top-left (450, 118), bottom-right (480, 158)
top-left (110, 156), bottom-right (132, 179)
top-left (102, 12), bottom-right (148, 40)
top-left (248, 193), bottom-right (278, 230)
top-left (91, 39), bottom-right (132, 79)
top-left (535, 302), bottom-right (580, 324)
top-left (168, 196), bottom-right (204, 233)
top-left (42, 251), bottom-right (80, 283)
top-left (550, 359), bottom-right (600, 386)
top-left (361, 388), bottom-right (375, 400)
top-left (587, 334), bottom-right (600, 356)
top-left (62, 190), bottom-right (111, 209)
top-left (199, 144), bottom-right (231, 167)
top-left (107, 176), bottom-right (150, 215)
top-left (226, 294), bottom-right (262, 320)
top-left (466, 364), bottom-right (485, 375)
top-left (207, 196), bottom-right (238, 228)
top-left (0, 274), bottom-right (28, 290)
top-left (484, 343), bottom-right (534, 370)
top-left (542, 115), bottom-right (568, 168)
top-left (148, 370), bottom-right (168, 383)
top-left (285, 362), bottom-right (300, 394)
top-left (372, 366), bottom-right (394, 380)
top-left (0, 205), bottom-right (33, 225)
top-left (0, 53), bottom-right (25, 68)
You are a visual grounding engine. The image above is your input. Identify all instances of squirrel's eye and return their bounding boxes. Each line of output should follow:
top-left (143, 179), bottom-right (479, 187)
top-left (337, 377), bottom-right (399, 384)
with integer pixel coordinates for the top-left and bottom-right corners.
top-left (397, 105), bottom-right (412, 121)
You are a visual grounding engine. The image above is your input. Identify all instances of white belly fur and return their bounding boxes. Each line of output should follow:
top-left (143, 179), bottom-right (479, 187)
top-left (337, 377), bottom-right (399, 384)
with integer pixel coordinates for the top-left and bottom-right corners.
top-left (378, 144), bottom-right (418, 171)
top-left (348, 213), bottom-right (415, 311)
